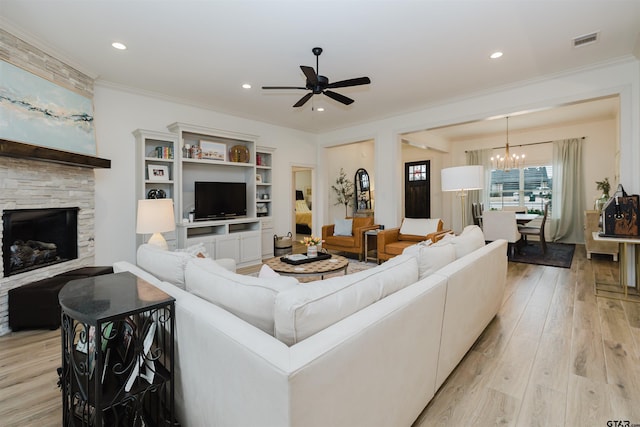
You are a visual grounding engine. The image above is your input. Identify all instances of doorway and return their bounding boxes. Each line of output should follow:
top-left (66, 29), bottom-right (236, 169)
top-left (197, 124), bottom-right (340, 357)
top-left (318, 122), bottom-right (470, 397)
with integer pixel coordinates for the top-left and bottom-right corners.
top-left (292, 166), bottom-right (313, 241)
top-left (404, 160), bottom-right (431, 218)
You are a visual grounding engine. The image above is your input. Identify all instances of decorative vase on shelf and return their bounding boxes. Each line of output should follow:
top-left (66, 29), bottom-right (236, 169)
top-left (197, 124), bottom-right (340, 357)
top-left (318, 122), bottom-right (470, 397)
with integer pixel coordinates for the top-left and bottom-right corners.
top-left (595, 194), bottom-right (609, 212)
top-left (307, 245), bottom-right (318, 258)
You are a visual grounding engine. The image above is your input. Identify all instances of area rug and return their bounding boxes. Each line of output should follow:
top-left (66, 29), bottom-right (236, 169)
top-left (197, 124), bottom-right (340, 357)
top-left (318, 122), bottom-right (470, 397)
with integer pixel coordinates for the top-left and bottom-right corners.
top-left (509, 242), bottom-right (575, 268)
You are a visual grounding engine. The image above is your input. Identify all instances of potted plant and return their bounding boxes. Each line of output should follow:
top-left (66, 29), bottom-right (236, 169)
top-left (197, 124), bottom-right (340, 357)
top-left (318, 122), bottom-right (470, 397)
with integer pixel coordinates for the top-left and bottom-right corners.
top-left (301, 235), bottom-right (323, 257)
top-left (331, 168), bottom-right (354, 217)
top-left (595, 177), bottom-right (611, 211)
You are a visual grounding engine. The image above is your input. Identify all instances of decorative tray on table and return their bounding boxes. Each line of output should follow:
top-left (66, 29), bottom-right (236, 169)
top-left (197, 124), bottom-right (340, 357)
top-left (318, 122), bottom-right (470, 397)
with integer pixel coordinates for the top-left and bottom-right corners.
top-left (280, 253), bottom-right (332, 265)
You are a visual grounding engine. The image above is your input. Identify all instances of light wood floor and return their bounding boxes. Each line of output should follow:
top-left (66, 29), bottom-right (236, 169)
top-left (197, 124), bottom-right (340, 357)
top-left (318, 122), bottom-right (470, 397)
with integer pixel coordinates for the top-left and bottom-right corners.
top-left (1, 245), bottom-right (639, 426)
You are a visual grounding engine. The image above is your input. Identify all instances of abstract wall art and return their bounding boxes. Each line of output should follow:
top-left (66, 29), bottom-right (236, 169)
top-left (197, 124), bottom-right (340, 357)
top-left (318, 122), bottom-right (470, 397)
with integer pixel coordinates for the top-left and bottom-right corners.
top-left (0, 60), bottom-right (96, 155)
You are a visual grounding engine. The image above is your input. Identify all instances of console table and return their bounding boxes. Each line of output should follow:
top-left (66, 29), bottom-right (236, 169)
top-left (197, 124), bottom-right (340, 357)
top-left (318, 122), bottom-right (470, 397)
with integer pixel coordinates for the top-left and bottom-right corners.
top-left (592, 232), bottom-right (640, 302)
top-left (59, 272), bottom-right (176, 426)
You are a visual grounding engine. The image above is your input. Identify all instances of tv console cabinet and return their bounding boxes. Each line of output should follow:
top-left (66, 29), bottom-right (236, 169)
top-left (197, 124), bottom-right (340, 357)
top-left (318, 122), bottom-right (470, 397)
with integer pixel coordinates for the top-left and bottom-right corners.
top-left (177, 218), bottom-right (262, 268)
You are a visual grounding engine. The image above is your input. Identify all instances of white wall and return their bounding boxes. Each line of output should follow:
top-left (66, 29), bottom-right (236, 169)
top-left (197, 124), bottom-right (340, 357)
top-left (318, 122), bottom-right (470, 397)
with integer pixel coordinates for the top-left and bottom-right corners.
top-left (92, 85), bottom-right (317, 265)
top-left (325, 140), bottom-right (375, 221)
top-left (316, 57), bottom-right (640, 236)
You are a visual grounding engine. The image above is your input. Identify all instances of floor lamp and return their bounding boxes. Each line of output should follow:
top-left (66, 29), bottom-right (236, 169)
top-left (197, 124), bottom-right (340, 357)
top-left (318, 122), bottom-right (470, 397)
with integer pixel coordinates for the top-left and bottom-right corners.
top-left (441, 165), bottom-right (484, 231)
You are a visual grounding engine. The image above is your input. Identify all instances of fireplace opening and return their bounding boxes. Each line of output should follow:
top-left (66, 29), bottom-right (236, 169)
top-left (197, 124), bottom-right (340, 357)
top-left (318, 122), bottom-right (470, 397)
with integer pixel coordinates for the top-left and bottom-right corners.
top-left (2, 207), bottom-right (79, 277)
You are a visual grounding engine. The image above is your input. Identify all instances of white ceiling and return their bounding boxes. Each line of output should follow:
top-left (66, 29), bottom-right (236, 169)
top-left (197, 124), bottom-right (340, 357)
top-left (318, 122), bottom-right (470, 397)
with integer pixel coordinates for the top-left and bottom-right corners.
top-left (1, 1), bottom-right (639, 135)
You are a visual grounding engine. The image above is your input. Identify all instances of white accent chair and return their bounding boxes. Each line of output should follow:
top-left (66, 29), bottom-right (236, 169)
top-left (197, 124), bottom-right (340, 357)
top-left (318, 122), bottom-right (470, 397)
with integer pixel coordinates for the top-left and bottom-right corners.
top-left (482, 210), bottom-right (522, 257)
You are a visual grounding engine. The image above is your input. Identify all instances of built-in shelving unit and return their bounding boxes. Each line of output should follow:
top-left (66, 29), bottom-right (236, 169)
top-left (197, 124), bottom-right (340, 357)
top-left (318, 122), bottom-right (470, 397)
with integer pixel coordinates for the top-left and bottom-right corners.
top-left (256, 147), bottom-right (275, 258)
top-left (134, 124), bottom-right (276, 265)
top-left (133, 129), bottom-right (179, 249)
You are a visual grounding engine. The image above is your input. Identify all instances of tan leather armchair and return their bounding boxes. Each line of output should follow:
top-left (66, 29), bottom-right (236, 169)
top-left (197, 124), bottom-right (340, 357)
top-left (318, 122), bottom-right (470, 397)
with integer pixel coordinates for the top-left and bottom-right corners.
top-left (377, 219), bottom-right (447, 262)
top-left (322, 217), bottom-right (377, 260)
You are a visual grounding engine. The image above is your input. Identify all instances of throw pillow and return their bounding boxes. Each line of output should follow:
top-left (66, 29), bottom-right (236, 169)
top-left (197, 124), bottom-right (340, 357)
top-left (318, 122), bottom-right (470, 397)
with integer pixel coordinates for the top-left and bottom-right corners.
top-left (399, 218), bottom-right (441, 236)
top-left (137, 244), bottom-right (192, 289)
top-left (175, 243), bottom-right (209, 258)
top-left (450, 225), bottom-right (485, 258)
top-left (185, 258), bottom-right (298, 335)
top-left (403, 240), bottom-right (456, 280)
top-left (333, 218), bottom-right (353, 236)
top-left (258, 264), bottom-right (280, 278)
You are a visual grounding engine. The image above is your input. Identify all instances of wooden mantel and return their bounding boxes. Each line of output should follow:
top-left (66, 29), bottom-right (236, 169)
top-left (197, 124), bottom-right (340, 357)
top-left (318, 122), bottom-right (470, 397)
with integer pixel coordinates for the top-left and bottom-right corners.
top-left (0, 139), bottom-right (111, 169)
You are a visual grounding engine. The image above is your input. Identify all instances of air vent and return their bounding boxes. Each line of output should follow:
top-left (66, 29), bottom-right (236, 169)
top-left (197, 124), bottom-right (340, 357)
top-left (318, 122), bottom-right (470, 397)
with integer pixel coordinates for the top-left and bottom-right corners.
top-left (573, 32), bottom-right (599, 48)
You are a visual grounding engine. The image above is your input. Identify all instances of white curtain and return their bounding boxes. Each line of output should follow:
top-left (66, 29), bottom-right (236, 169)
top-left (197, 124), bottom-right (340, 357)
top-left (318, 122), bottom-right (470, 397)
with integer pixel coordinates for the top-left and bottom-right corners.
top-left (550, 138), bottom-right (584, 243)
top-left (466, 149), bottom-right (492, 225)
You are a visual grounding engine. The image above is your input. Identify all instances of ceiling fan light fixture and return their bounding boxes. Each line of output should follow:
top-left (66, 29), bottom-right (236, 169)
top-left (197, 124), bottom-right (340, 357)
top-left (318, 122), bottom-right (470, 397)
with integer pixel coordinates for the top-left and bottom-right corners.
top-left (263, 47), bottom-right (371, 108)
top-left (316, 107), bottom-right (325, 112)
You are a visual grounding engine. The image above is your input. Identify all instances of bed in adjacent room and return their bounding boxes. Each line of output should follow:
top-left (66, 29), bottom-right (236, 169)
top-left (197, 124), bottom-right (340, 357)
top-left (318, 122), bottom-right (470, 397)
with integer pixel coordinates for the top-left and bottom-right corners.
top-left (295, 190), bottom-right (312, 234)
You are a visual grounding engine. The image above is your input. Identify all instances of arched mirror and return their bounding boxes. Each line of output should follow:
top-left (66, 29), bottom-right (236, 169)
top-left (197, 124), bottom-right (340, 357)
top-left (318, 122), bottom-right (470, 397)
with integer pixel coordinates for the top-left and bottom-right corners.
top-left (354, 168), bottom-right (372, 211)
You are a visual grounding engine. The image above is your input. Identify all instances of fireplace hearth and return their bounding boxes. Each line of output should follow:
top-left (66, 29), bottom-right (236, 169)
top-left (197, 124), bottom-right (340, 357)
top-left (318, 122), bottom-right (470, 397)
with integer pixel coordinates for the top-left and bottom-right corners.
top-left (2, 207), bottom-right (79, 277)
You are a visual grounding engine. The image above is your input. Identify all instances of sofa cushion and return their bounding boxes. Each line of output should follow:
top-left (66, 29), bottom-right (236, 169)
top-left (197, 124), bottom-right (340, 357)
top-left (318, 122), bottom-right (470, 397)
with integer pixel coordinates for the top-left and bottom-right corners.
top-left (274, 254), bottom-right (419, 346)
top-left (384, 240), bottom-right (416, 256)
top-left (137, 244), bottom-right (193, 289)
top-left (185, 258), bottom-right (298, 335)
top-left (399, 218), bottom-right (441, 240)
top-left (334, 218), bottom-right (353, 236)
top-left (323, 235), bottom-right (356, 248)
top-left (403, 241), bottom-right (456, 280)
top-left (450, 225), bottom-right (485, 258)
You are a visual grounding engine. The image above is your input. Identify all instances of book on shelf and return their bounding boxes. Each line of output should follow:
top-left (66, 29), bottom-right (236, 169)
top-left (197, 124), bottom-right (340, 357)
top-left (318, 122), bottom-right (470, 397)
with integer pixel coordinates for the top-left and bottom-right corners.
top-left (125, 320), bottom-right (157, 392)
top-left (75, 322), bottom-right (114, 379)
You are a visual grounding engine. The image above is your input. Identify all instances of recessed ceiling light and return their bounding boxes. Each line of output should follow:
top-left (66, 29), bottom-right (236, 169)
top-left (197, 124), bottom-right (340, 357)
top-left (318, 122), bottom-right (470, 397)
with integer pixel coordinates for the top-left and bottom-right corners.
top-left (490, 51), bottom-right (503, 59)
top-left (242, 83), bottom-right (252, 89)
top-left (112, 42), bottom-right (127, 50)
top-left (316, 107), bottom-right (325, 112)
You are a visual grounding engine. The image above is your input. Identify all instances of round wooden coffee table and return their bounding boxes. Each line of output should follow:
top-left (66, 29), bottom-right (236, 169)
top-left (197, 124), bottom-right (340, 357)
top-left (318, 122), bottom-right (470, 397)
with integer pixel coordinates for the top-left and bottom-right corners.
top-left (264, 254), bottom-right (349, 279)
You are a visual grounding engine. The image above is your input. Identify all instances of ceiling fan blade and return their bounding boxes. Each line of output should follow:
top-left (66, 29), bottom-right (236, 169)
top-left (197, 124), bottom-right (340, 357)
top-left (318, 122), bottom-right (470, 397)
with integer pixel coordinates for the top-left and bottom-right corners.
top-left (324, 90), bottom-right (354, 105)
top-left (300, 66), bottom-right (318, 86)
top-left (262, 86), bottom-right (307, 90)
top-left (293, 92), bottom-right (314, 108)
top-left (326, 76), bottom-right (371, 89)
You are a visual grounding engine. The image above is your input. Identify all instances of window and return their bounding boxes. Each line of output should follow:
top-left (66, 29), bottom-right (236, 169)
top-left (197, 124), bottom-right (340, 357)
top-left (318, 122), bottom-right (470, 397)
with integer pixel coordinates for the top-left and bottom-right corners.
top-left (408, 163), bottom-right (427, 181)
top-left (489, 165), bottom-right (552, 213)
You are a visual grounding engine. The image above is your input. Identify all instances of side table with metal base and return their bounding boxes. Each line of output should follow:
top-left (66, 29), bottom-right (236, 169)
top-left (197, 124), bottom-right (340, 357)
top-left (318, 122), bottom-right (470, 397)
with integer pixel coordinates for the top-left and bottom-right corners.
top-left (364, 229), bottom-right (380, 264)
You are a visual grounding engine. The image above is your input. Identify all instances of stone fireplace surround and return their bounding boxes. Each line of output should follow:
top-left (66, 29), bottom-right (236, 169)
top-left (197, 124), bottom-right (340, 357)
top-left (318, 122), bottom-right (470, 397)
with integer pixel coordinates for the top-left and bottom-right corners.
top-left (0, 156), bottom-right (96, 335)
top-left (0, 28), bottom-right (102, 335)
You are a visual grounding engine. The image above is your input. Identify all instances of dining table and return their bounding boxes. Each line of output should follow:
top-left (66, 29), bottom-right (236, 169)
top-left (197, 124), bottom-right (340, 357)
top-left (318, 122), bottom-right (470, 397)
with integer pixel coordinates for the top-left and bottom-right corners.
top-left (515, 213), bottom-right (539, 225)
top-left (477, 212), bottom-right (539, 225)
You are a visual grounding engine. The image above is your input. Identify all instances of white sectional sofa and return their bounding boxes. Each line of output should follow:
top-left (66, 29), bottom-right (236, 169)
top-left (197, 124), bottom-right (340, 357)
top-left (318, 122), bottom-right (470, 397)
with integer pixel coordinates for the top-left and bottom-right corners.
top-left (114, 226), bottom-right (507, 427)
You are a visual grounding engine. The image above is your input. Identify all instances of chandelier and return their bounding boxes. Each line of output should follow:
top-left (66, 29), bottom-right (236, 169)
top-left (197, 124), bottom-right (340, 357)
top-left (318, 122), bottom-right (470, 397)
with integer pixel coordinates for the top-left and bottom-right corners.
top-left (491, 116), bottom-right (524, 170)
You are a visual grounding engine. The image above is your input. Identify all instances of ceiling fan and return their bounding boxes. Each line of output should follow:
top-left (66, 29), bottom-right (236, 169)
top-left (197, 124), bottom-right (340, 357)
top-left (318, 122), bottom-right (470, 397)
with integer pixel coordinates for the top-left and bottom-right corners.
top-left (262, 47), bottom-right (371, 108)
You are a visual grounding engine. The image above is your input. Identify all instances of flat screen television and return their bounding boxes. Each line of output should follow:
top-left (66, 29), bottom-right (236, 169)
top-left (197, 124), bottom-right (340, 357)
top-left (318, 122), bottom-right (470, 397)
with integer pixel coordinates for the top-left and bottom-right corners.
top-left (194, 181), bottom-right (247, 220)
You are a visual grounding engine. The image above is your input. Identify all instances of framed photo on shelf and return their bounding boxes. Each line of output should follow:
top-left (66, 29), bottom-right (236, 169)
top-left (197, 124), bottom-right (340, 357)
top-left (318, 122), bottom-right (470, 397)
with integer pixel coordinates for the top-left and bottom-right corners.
top-left (200, 140), bottom-right (226, 161)
top-left (147, 164), bottom-right (169, 181)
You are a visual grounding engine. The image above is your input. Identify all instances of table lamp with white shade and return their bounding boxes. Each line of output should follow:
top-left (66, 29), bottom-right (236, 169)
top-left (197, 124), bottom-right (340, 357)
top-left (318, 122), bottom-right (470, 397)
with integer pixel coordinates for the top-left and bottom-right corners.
top-left (136, 198), bottom-right (176, 250)
top-left (441, 165), bottom-right (484, 230)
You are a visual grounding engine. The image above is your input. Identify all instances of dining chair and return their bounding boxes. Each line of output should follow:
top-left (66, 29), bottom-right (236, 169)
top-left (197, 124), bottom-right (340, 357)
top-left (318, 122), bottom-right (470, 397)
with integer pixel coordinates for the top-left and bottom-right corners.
top-left (482, 210), bottom-right (522, 257)
top-left (518, 202), bottom-right (549, 254)
top-left (471, 203), bottom-right (483, 228)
